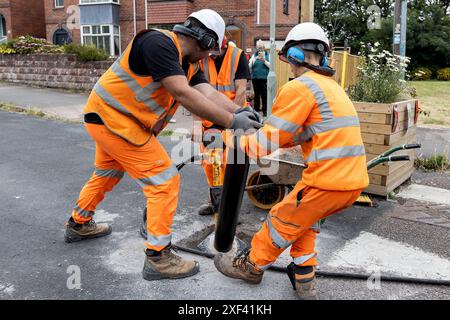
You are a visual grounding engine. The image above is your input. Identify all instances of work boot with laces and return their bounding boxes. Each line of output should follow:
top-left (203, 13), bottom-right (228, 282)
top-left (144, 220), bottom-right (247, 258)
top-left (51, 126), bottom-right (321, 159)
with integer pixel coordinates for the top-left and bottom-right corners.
top-left (198, 202), bottom-right (215, 216)
top-left (214, 250), bottom-right (264, 284)
top-left (287, 263), bottom-right (318, 300)
top-left (64, 217), bottom-right (112, 243)
top-left (142, 245), bottom-right (200, 280)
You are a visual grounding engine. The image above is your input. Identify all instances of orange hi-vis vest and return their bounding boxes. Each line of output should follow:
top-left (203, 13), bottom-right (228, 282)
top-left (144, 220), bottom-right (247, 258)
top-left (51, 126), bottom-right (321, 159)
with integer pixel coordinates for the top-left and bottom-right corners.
top-left (200, 45), bottom-right (243, 128)
top-left (84, 29), bottom-right (199, 146)
top-left (240, 70), bottom-right (369, 191)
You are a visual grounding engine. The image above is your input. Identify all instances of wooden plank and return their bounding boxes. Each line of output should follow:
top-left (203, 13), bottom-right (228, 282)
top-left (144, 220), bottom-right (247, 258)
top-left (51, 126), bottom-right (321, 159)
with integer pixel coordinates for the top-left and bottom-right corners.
top-left (360, 120), bottom-right (411, 135)
top-left (386, 162), bottom-right (414, 186)
top-left (364, 132), bottom-right (417, 154)
top-left (357, 113), bottom-right (391, 124)
top-left (367, 150), bottom-right (415, 175)
top-left (368, 161), bottom-right (413, 186)
top-left (364, 184), bottom-right (388, 196)
top-left (360, 123), bottom-right (392, 134)
top-left (368, 157), bottom-right (412, 175)
top-left (364, 167), bottom-right (413, 196)
top-left (354, 99), bottom-right (417, 115)
top-left (358, 110), bottom-right (409, 125)
top-left (354, 102), bottom-right (393, 114)
top-left (368, 173), bottom-right (383, 185)
top-left (361, 132), bottom-right (387, 145)
top-left (387, 127), bottom-right (417, 145)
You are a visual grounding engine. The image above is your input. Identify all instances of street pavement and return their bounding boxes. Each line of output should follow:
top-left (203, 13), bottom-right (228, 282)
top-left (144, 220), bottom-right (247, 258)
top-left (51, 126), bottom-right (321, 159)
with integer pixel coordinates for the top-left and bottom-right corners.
top-left (1, 109), bottom-right (449, 300)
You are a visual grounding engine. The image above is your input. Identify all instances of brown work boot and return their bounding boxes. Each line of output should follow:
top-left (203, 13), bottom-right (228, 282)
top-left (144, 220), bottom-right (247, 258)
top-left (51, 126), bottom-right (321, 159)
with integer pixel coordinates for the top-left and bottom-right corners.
top-left (142, 245), bottom-right (200, 280)
top-left (214, 250), bottom-right (264, 284)
top-left (287, 263), bottom-right (318, 300)
top-left (198, 203), bottom-right (214, 216)
top-left (64, 217), bottom-right (112, 243)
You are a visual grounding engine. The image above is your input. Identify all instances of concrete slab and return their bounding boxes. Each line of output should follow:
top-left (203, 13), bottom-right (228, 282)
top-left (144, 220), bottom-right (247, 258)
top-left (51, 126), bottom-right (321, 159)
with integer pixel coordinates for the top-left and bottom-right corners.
top-left (397, 184), bottom-right (450, 205)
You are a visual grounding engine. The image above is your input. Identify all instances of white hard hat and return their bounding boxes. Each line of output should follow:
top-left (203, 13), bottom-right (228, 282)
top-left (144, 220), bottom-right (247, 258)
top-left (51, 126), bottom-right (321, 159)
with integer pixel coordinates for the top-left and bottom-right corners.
top-left (188, 9), bottom-right (225, 51)
top-left (280, 22), bottom-right (330, 57)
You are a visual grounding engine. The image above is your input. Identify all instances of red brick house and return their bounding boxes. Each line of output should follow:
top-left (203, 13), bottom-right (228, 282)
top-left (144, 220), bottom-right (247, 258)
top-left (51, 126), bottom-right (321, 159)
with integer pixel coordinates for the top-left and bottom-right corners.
top-left (41, 0), bottom-right (300, 56)
top-left (0, 0), bottom-right (46, 42)
top-left (149, 0), bottom-right (300, 53)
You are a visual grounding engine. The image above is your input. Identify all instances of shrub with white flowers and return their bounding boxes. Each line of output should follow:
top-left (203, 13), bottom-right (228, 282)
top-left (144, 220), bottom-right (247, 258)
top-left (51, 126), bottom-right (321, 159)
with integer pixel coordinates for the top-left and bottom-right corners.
top-left (349, 42), bottom-right (412, 103)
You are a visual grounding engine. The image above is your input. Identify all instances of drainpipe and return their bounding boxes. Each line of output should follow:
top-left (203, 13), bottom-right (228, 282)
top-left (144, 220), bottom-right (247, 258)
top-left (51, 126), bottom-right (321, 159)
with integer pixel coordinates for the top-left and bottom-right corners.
top-left (266, 0), bottom-right (277, 116)
top-left (133, 0), bottom-right (137, 36)
top-left (145, 0), bottom-right (148, 29)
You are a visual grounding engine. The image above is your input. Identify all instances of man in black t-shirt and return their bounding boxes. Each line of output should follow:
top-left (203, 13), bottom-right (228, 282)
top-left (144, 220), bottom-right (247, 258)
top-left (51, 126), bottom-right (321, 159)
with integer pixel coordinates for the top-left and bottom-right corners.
top-left (65, 9), bottom-right (263, 282)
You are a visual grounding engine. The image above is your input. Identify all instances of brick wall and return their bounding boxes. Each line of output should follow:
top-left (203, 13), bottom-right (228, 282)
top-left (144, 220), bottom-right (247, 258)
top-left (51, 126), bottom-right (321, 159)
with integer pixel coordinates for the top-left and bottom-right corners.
top-left (119, 0), bottom-right (147, 51)
top-left (44, 0), bottom-right (80, 44)
top-left (0, 1), bottom-right (12, 40)
top-left (149, 0), bottom-right (300, 52)
top-left (11, 0), bottom-right (46, 39)
top-left (148, 0), bottom-right (193, 25)
top-left (0, 0), bottom-right (46, 39)
top-left (0, 54), bottom-right (112, 91)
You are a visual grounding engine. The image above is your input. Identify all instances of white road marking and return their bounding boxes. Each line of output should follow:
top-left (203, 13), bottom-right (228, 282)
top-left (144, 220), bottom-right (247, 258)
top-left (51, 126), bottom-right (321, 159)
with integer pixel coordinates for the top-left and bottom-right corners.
top-left (94, 209), bottom-right (120, 222)
top-left (0, 283), bottom-right (15, 296)
top-left (398, 184), bottom-right (450, 205)
top-left (327, 232), bottom-right (450, 280)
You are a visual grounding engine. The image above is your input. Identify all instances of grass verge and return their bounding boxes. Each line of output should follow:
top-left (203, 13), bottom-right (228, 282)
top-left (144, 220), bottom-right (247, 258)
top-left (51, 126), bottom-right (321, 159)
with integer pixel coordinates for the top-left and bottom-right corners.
top-left (414, 153), bottom-right (449, 171)
top-left (409, 81), bottom-right (450, 127)
top-left (0, 102), bottom-right (82, 124)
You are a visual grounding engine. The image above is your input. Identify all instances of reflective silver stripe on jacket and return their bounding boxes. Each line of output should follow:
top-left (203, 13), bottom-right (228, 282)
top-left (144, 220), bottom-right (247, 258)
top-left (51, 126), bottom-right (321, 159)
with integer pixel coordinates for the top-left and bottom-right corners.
top-left (73, 206), bottom-right (94, 218)
top-left (203, 57), bottom-right (210, 82)
top-left (93, 83), bottom-right (132, 115)
top-left (293, 253), bottom-right (316, 265)
top-left (136, 165), bottom-right (178, 187)
top-left (147, 233), bottom-right (172, 247)
top-left (266, 214), bottom-right (292, 249)
top-left (110, 61), bottom-right (165, 117)
top-left (217, 84), bottom-right (235, 92)
top-left (94, 168), bottom-right (125, 179)
top-left (266, 115), bottom-right (301, 134)
top-left (294, 116), bottom-right (360, 144)
top-left (256, 129), bottom-right (279, 153)
top-left (256, 262), bottom-right (274, 271)
top-left (297, 76), bottom-right (333, 120)
top-left (306, 145), bottom-right (366, 163)
top-left (229, 47), bottom-right (240, 89)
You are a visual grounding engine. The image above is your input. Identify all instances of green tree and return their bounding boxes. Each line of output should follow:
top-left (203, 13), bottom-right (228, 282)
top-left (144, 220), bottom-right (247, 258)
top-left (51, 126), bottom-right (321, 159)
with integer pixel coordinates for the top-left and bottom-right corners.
top-left (314, 0), bottom-right (450, 69)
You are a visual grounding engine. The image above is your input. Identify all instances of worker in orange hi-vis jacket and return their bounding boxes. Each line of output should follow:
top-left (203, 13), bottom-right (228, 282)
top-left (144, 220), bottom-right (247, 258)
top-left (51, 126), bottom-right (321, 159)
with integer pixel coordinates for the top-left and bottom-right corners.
top-left (64, 9), bottom-right (262, 282)
top-left (214, 22), bottom-right (369, 300)
top-left (193, 36), bottom-right (252, 218)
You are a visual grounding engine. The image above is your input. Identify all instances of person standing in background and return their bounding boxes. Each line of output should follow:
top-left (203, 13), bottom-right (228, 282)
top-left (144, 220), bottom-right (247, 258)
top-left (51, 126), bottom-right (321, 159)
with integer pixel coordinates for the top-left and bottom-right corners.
top-left (249, 39), bottom-right (270, 117)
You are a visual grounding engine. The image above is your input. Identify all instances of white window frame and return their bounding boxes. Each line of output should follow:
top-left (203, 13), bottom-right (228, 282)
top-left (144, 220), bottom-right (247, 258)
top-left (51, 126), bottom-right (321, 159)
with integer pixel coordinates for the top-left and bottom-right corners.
top-left (81, 24), bottom-right (121, 57)
top-left (79, 0), bottom-right (120, 5)
top-left (54, 0), bottom-right (64, 8)
top-left (0, 14), bottom-right (6, 42)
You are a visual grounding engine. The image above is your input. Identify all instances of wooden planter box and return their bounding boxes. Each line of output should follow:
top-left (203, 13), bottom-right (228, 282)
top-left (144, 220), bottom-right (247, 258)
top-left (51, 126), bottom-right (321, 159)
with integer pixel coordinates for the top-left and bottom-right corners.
top-left (354, 99), bottom-right (420, 196)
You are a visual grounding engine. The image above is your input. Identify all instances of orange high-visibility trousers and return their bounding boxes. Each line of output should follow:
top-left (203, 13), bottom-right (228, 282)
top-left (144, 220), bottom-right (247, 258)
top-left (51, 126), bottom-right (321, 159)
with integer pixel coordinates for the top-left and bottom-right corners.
top-left (72, 123), bottom-right (180, 251)
top-left (249, 181), bottom-right (363, 270)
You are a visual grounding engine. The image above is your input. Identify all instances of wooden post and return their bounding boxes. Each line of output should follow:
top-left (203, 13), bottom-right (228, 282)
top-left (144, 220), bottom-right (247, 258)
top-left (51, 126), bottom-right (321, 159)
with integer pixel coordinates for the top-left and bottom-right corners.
top-left (300, 0), bottom-right (314, 22)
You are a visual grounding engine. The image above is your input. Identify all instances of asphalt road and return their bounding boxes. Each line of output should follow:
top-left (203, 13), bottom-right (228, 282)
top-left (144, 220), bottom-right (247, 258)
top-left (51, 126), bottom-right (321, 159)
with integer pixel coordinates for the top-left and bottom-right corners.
top-left (0, 110), bottom-right (449, 300)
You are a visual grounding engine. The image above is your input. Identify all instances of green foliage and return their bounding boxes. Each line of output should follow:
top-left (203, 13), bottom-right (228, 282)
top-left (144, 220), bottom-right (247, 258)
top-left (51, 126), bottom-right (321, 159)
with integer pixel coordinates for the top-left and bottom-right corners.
top-left (436, 67), bottom-right (450, 81)
top-left (0, 43), bottom-right (16, 54)
top-left (8, 35), bottom-right (64, 54)
top-left (410, 67), bottom-right (433, 80)
top-left (314, 0), bottom-right (450, 69)
top-left (63, 43), bottom-right (108, 62)
top-left (415, 154), bottom-right (449, 171)
top-left (348, 43), bottom-right (411, 103)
